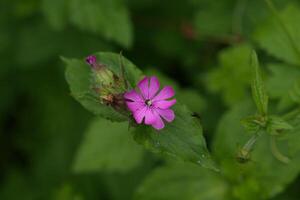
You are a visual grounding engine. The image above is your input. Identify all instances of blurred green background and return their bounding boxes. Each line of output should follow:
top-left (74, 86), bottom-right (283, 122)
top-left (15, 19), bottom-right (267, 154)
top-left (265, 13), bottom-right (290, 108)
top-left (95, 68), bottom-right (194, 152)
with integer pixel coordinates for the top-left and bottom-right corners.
top-left (1, 0), bottom-right (300, 199)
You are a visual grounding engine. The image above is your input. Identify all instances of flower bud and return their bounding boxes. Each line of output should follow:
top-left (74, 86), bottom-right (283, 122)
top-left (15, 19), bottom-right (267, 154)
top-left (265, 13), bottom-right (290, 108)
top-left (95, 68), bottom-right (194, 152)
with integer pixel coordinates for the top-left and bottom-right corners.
top-left (85, 55), bottom-right (127, 111)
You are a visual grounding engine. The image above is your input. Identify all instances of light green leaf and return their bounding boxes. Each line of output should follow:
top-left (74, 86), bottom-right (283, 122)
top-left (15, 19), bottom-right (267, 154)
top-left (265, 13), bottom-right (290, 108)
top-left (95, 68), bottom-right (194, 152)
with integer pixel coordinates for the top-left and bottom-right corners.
top-left (241, 115), bottom-right (261, 134)
top-left (132, 104), bottom-right (218, 171)
top-left (73, 118), bottom-right (144, 173)
top-left (250, 51), bottom-right (268, 115)
top-left (289, 79), bottom-right (300, 104)
top-left (63, 52), bottom-right (142, 121)
top-left (213, 101), bottom-right (300, 200)
top-left (69, 0), bottom-right (133, 47)
top-left (266, 116), bottom-right (293, 135)
top-left (266, 63), bottom-right (300, 110)
top-left (134, 163), bottom-right (227, 200)
top-left (206, 44), bottom-right (252, 106)
top-left (254, 4), bottom-right (300, 66)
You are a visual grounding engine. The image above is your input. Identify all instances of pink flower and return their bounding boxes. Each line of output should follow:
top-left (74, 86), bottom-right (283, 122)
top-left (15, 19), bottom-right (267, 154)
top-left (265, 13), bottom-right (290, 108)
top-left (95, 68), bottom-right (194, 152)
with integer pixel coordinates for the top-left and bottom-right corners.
top-left (124, 76), bottom-right (176, 130)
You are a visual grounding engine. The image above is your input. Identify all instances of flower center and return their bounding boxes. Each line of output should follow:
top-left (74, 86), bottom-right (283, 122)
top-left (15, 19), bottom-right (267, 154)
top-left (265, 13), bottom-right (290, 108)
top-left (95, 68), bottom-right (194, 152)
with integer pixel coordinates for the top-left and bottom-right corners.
top-left (145, 99), bottom-right (152, 106)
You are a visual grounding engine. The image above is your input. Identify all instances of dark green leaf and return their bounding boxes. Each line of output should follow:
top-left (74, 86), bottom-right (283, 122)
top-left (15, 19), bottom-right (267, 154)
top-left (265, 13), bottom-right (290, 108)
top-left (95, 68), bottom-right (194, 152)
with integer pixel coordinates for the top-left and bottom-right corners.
top-left (63, 52), bottom-right (142, 121)
top-left (132, 104), bottom-right (218, 171)
top-left (69, 0), bottom-right (133, 47)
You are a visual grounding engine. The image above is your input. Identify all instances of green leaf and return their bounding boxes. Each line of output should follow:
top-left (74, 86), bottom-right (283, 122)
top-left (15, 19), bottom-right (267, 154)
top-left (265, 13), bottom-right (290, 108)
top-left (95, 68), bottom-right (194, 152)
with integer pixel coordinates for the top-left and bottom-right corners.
top-left (206, 44), bottom-right (252, 106)
top-left (63, 52), bottom-right (142, 121)
top-left (213, 101), bottom-right (300, 199)
top-left (68, 0), bottom-right (133, 47)
top-left (134, 163), bottom-right (228, 200)
top-left (73, 118), bottom-right (144, 173)
top-left (241, 115), bottom-right (261, 134)
top-left (289, 78), bottom-right (300, 104)
top-left (254, 3), bottom-right (300, 66)
top-left (132, 104), bottom-right (218, 171)
top-left (266, 116), bottom-right (293, 135)
top-left (250, 51), bottom-right (268, 115)
top-left (266, 63), bottom-right (300, 110)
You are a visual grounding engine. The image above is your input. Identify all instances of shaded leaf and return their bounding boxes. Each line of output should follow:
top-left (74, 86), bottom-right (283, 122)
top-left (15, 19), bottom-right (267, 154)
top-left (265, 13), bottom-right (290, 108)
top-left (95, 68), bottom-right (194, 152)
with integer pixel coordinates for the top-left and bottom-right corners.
top-left (134, 163), bottom-right (227, 200)
top-left (69, 0), bottom-right (133, 47)
top-left (73, 118), bottom-right (144, 173)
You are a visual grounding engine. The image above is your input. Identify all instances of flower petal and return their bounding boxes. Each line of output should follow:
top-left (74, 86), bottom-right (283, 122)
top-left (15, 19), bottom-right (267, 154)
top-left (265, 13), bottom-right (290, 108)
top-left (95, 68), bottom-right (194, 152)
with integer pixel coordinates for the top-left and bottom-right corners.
top-left (151, 115), bottom-right (165, 130)
top-left (144, 108), bottom-right (157, 125)
top-left (157, 109), bottom-right (175, 122)
top-left (124, 90), bottom-right (143, 102)
top-left (133, 106), bottom-right (147, 124)
top-left (126, 101), bottom-right (144, 112)
top-left (153, 86), bottom-right (175, 101)
top-left (138, 76), bottom-right (149, 99)
top-left (148, 76), bottom-right (160, 99)
top-left (153, 99), bottom-right (176, 109)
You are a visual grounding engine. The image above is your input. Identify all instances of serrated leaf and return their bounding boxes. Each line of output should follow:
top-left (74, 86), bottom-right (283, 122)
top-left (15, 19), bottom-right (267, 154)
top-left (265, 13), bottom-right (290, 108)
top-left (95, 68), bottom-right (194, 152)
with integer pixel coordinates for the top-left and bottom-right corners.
top-left (69, 0), bottom-right (133, 47)
top-left (132, 104), bottom-right (218, 171)
top-left (206, 44), bottom-right (252, 106)
top-left (213, 101), bottom-right (300, 199)
top-left (267, 63), bottom-right (300, 110)
top-left (73, 118), bottom-right (144, 173)
top-left (63, 52), bottom-right (142, 121)
top-left (134, 163), bottom-right (227, 200)
top-left (251, 51), bottom-right (268, 115)
top-left (254, 4), bottom-right (300, 66)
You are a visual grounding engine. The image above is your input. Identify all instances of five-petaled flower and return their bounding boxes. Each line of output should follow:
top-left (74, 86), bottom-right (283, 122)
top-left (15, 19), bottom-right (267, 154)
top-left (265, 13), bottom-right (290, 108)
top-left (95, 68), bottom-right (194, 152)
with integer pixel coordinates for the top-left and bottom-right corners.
top-left (124, 76), bottom-right (176, 130)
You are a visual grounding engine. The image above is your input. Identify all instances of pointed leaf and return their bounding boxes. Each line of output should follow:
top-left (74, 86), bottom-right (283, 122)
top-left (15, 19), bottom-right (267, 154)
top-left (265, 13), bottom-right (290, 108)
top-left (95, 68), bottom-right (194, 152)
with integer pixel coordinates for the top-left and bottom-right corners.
top-left (63, 52), bottom-right (142, 121)
top-left (250, 51), bottom-right (268, 115)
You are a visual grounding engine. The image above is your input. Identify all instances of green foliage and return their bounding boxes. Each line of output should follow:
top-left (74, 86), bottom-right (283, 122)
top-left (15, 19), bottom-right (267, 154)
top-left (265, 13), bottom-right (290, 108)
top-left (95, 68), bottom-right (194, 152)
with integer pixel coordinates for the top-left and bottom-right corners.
top-left (69, 0), bottom-right (133, 47)
top-left (266, 63), bottom-right (300, 110)
top-left (42, 0), bottom-right (133, 47)
top-left (213, 101), bottom-right (300, 200)
top-left (133, 104), bottom-right (217, 170)
top-left (206, 44), bottom-right (252, 106)
top-left (63, 52), bottom-right (142, 121)
top-left (3, 0), bottom-right (300, 199)
top-left (64, 52), bottom-right (216, 170)
top-left (73, 118), bottom-right (144, 173)
top-left (250, 51), bottom-right (268, 115)
top-left (134, 163), bottom-right (228, 200)
top-left (254, 3), bottom-right (300, 66)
